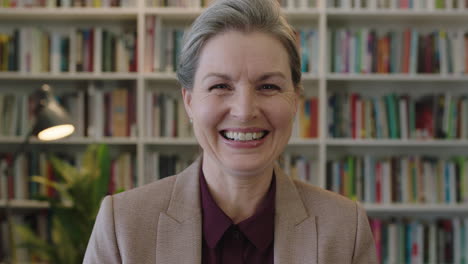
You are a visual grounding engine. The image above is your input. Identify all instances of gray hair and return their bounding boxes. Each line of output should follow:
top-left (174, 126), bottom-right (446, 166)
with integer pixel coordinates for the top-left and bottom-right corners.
top-left (176, 0), bottom-right (302, 91)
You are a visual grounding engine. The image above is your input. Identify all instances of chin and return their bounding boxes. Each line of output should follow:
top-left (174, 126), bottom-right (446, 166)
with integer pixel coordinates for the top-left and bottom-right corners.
top-left (222, 158), bottom-right (274, 176)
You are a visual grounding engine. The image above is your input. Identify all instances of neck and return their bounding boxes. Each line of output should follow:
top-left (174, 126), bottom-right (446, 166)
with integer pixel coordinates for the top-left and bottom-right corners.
top-left (202, 157), bottom-right (274, 224)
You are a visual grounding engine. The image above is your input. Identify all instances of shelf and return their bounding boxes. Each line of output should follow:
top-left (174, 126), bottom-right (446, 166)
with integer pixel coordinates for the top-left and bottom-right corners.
top-left (0, 7), bottom-right (138, 20)
top-left (283, 8), bottom-right (321, 20)
top-left (364, 203), bottom-right (468, 215)
top-left (301, 73), bottom-right (320, 81)
top-left (0, 199), bottom-right (49, 209)
top-left (327, 73), bottom-right (468, 82)
top-left (0, 72), bottom-right (139, 81)
top-left (144, 137), bottom-right (198, 145)
top-left (144, 7), bottom-right (320, 21)
top-left (0, 136), bottom-right (139, 145)
top-left (327, 8), bottom-right (468, 23)
top-left (327, 139), bottom-right (468, 147)
top-left (288, 138), bottom-right (320, 145)
top-left (143, 72), bottom-right (178, 81)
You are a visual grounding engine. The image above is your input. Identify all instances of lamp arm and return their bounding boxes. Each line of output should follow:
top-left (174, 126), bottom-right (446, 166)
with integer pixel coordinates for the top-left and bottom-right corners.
top-left (9, 129), bottom-right (34, 166)
top-left (3, 128), bottom-right (34, 264)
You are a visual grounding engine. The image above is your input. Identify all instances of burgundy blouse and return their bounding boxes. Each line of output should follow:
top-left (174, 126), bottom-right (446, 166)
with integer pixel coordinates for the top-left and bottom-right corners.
top-left (199, 171), bottom-right (275, 264)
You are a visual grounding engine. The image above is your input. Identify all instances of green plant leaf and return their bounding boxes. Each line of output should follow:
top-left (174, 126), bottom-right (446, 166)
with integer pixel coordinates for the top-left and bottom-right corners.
top-left (49, 155), bottom-right (79, 184)
top-left (15, 144), bottom-right (112, 264)
top-left (15, 225), bottom-right (54, 261)
top-left (93, 144), bottom-right (111, 210)
top-left (31, 175), bottom-right (70, 200)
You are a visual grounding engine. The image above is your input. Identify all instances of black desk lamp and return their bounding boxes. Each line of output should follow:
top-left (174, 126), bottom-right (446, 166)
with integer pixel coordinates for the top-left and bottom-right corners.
top-left (4, 84), bottom-right (75, 264)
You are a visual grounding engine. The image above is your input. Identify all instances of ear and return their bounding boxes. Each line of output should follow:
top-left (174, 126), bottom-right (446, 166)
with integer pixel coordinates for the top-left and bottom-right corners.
top-left (181, 88), bottom-right (193, 119)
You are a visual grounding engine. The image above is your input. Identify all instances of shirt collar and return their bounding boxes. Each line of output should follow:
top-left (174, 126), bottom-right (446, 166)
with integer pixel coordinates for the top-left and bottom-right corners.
top-left (199, 168), bottom-right (276, 251)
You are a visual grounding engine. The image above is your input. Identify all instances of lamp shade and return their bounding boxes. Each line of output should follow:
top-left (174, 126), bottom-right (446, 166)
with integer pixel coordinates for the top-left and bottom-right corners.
top-left (33, 84), bottom-right (75, 141)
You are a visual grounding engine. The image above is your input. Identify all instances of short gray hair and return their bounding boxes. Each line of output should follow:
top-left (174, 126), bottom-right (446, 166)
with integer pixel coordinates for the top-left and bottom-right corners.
top-left (176, 0), bottom-right (302, 91)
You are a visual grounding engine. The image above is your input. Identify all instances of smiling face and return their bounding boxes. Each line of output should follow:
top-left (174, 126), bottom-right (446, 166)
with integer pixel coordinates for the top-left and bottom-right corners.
top-left (182, 30), bottom-right (298, 177)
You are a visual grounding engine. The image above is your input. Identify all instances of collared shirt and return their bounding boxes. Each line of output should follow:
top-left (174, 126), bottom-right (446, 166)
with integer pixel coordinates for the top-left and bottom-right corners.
top-left (199, 170), bottom-right (275, 264)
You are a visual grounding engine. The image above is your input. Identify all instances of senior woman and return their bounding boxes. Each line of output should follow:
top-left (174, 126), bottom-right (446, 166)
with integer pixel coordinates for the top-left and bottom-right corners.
top-left (84, 0), bottom-right (377, 263)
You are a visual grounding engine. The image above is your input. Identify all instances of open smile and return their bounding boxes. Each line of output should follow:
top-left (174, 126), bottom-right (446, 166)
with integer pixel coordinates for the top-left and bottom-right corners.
top-left (220, 130), bottom-right (270, 141)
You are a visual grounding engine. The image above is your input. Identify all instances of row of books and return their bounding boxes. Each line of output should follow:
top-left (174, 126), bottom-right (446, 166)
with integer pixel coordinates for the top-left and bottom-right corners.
top-left (144, 152), bottom-right (196, 184)
top-left (0, 152), bottom-right (55, 200)
top-left (328, 92), bottom-right (468, 140)
top-left (146, 0), bottom-right (318, 8)
top-left (0, 212), bottom-right (49, 263)
top-left (296, 29), bottom-right (319, 74)
top-left (85, 85), bottom-right (137, 138)
top-left (0, 93), bottom-right (32, 137)
top-left (144, 90), bottom-right (193, 138)
top-left (0, 85), bottom-right (137, 138)
top-left (329, 0), bottom-right (468, 9)
top-left (109, 151), bottom-right (136, 193)
top-left (329, 28), bottom-right (468, 75)
top-left (294, 96), bottom-right (319, 138)
top-left (0, 26), bottom-right (137, 73)
top-left (279, 153), bottom-right (317, 185)
top-left (0, 0), bottom-right (133, 7)
top-left (326, 155), bottom-right (468, 204)
top-left (0, 150), bottom-right (135, 200)
top-left (145, 17), bottom-right (184, 74)
top-left (369, 218), bottom-right (468, 264)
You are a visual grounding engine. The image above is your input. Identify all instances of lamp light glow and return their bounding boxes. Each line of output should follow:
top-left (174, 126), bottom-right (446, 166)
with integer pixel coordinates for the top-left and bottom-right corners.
top-left (37, 124), bottom-right (75, 141)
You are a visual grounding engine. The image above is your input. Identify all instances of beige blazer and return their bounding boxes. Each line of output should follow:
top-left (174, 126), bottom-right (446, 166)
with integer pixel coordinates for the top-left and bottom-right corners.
top-left (83, 158), bottom-right (377, 264)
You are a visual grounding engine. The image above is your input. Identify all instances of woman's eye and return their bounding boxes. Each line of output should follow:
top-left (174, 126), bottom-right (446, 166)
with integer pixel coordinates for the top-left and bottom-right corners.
top-left (260, 84), bottom-right (281, 91)
top-left (209, 84), bottom-right (229, 91)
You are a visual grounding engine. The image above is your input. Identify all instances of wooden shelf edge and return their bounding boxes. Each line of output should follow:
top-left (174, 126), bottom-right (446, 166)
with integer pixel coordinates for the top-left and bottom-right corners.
top-left (326, 139), bottom-right (468, 147)
top-left (0, 199), bottom-right (49, 209)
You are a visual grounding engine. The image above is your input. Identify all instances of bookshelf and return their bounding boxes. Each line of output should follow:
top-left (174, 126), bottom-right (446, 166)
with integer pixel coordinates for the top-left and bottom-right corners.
top-left (1, 0), bottom-right (468, 262)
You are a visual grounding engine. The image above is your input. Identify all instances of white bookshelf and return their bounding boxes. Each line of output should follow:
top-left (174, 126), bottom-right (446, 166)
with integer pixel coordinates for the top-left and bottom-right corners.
top-left (364, 203), bottom-right (468, 215)
top-left (326, 139), bottom-right (468, 147)
top-left (0, 136), bottom-right (138, 145)
top-left (0, 199), bottom-right (49, 209)
top-left (0, 0), bottom-right (467, 215)
top-left (0, 72), bottom-right (139, 80)
top-left (0, 7), bottom-right (138, 20)
top-left (327, 73), bottom-right (468, 81)
top-left (327, 9), bottom-right (468, 20)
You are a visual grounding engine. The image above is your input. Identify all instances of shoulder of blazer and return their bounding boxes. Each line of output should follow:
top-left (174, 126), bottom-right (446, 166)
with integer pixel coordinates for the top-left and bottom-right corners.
top-left (111, 175), bottom-right (178, 215)
top-left (291, 179), bottom-right (358, 219)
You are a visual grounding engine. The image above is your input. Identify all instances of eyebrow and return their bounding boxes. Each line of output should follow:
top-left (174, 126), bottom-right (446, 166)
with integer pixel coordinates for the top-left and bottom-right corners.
top-left (202, 72), bottom-right (287, 82)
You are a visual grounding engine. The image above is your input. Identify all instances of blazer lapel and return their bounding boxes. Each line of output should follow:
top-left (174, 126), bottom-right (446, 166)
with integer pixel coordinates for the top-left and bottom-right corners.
top-left (274, 164), bottom-right (318, 264)
top-left (155, 159), bottom-right (318, 264)
top-left (156, 159), bottom-right (203, 264)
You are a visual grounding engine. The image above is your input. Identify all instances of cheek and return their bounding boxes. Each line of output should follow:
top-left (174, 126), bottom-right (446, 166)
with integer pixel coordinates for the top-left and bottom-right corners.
top-left (264, 98), bottom-right (297, 127)
top-left (192, 96), bottom-right (225, 128)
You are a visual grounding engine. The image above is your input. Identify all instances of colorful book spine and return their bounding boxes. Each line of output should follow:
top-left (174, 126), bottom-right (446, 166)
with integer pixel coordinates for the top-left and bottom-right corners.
top-left (370, 218), bottom-right (468, 264)
top-left (329, 92), bottom-right (468, 140)
top-left (330, 27), bottom-right (468, 74)
top-left (327, 155), bottom-right (468, 204)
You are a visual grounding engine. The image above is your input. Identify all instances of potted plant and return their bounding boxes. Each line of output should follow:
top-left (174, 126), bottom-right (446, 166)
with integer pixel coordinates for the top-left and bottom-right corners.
top-left (15, 144), bottom-right (111, 264)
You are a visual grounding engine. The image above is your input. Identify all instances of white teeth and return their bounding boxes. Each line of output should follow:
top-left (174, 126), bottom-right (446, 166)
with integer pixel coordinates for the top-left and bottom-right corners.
top-left (223, 131), bottom-right (266, 141)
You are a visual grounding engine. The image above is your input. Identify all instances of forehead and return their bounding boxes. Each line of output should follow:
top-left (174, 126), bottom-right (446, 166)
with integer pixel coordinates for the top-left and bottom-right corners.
top-left (195, 30), bottom-right (291, 80)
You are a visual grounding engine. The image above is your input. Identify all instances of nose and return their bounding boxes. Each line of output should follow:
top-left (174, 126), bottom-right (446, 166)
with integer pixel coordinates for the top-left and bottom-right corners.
top-left (229, 85), bottom-right (259, 122)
